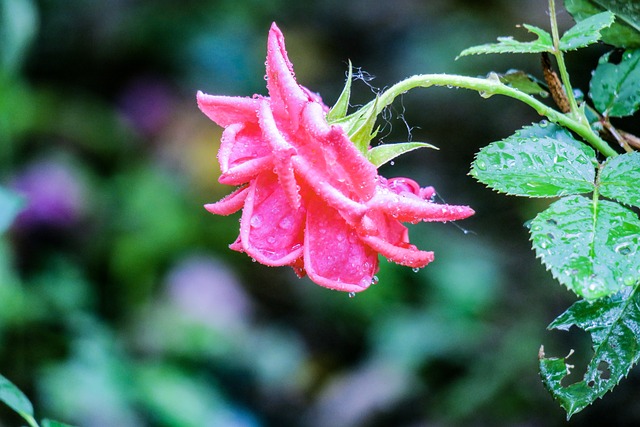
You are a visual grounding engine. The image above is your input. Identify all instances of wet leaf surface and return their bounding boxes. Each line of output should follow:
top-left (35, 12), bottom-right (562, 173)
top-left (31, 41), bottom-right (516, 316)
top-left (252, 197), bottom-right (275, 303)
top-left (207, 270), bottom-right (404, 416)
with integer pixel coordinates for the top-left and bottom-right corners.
top-left (590, 49), bottom-right (640, 117)
top-left (565, 0), bottom-right (640, 47)
top-left (599, 151), bottom-right (640, 209)
top-left (470, 123), bottom-right (597, 197)
top-left (530, 195), bottom-right (640, 299)
top-left (540, 286), bottom-right (640, 418)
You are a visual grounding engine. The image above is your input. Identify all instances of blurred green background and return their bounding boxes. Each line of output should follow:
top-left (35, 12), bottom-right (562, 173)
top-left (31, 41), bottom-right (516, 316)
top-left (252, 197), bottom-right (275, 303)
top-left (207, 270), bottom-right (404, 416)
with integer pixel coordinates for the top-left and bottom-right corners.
top-left (2, 0), bottom-right (639, 426)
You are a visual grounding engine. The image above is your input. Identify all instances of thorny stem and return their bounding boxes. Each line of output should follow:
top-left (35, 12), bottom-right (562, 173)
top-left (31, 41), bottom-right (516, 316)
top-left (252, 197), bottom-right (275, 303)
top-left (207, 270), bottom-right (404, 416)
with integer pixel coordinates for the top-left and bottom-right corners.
top-left (548, 0), bottom-right (581, 118)
top-left (368, 73), bottom-right (618, 157)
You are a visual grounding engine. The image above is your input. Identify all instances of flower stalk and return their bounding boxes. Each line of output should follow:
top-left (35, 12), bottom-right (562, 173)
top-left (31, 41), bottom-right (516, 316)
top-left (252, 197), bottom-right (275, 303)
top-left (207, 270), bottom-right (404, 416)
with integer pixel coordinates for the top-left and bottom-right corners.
top-left (367, 73), bottom-right (618, 157)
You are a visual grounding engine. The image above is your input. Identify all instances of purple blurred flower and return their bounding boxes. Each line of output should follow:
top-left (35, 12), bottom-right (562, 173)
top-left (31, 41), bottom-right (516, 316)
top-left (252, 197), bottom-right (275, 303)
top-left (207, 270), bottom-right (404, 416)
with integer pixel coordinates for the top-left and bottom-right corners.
top-left (165, 254), bottom-right (252, 329)
top-left (306, 361), bottom-right (411, 427)
top-left (11, 157), bottom-right (87, 230)
top-left (118, 77), bottom-right (175, 137)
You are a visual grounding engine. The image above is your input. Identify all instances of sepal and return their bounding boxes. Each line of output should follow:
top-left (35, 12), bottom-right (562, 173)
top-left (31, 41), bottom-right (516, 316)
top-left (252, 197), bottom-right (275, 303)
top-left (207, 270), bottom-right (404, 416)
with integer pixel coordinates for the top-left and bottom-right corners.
top-left (326, 60), bottom-right (353, 123)
top-left (367, 142), bottom-right (437, 167)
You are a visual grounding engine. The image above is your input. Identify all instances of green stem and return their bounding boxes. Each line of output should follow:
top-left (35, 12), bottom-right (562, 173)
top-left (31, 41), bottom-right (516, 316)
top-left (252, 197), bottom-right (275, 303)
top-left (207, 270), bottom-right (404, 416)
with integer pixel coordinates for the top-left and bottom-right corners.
top-left (368, 73), bottom-right (618, 157)
top-left (548, 0), bottom-right (581, 119)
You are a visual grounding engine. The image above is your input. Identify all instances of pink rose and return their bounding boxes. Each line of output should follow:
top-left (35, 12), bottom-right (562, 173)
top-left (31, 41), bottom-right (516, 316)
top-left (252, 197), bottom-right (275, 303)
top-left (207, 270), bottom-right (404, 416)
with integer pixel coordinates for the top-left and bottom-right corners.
top-left (197, 23), bottom-right (474, 293)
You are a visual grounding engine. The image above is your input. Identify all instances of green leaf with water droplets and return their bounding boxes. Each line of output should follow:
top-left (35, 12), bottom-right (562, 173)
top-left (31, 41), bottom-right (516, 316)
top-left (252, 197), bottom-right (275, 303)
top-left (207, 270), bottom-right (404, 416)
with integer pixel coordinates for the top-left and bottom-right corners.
top-left (589, 49), bottom-right (640, 117)
top-left (0, 373), bottom-right (34, 419)
top-left (470, 123), bottom-right (597, 197)
top-left (559, 11), bottom-right (615, 50)
top-left (540, 286), bottom-right (640, 418)
top-left (457, 24), bottom-right (553, 57)
top-left (367, 142), bottom-right (437, 168)
top-left (599, 151), bottom-right (640, 209)
top-left (564, 0), bottom-right (640, 48)
top-left (459, 11), bottom-right (611, 57)
top-left (530, 195), bottom-right (640, 299)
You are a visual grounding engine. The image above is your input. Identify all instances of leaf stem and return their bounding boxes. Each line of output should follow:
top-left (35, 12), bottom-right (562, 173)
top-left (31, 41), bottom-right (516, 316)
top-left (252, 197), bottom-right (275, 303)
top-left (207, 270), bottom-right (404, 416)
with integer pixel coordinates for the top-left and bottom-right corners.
top-left (548, 0), bottom-right (581, 119)
top-left (367, 73), bottom-right (618, 157)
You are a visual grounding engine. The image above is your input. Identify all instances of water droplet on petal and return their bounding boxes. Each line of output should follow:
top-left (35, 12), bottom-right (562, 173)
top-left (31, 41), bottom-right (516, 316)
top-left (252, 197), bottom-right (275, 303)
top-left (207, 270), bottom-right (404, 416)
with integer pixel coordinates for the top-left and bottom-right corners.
top-left (348, 292), bottom-right (356, 298)
top-left (251, 215), bottom-right (263, 228)
top-left (412, 267), bottom-right (420, 273)
top-left (279, 216), bottom-right (293, 230)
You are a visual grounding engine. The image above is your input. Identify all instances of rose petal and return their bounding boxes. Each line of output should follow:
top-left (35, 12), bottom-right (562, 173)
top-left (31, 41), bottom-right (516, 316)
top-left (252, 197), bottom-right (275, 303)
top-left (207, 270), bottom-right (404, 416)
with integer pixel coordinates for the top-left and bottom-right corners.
top-left (368, 187), bottom-right (475, 223)
top-left (266, 23), bottom-right (309, 130)
top-left (357, 210), bottom-right (433, 268)
top-left (239, 172), bottom-right (305, 265)
top-left (258, 100), bottom-right (300, 209)
top-left (204, 186), bottom-right (249, 215)
top-left (218, 123), bottom-right (273, 185)
top-left (385, 177), bottom-right (435, 201)
top-left (197, 92), bottom-right (261, 127)
top-left (359, 233), bottom-right (434, 268)
top-left (229, 235), bottom-right (243, 252)
top-left (292, 156), bottom-right (366, 223)
top-left (301, 86), bottom-right (329, 112)
top-left (304, 199), bottom-right (378, 292)
top-left (420, 186), bottom-right (436, 200)
top-left (290, 256), bottom-right (306, 278)
top-left (299, 102), bottom-right (378, 200)
top-left (387, 177), bottom-right (421, 196)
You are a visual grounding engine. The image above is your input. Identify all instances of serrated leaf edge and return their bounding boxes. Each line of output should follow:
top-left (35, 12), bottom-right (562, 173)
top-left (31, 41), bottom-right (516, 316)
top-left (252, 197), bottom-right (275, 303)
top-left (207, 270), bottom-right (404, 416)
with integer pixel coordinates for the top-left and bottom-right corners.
top-left (469, 123), bottom-right (598, 198)
top-left (598, 151), bottom-right (640, 209)
top-left (528, 196), bottom-right (610, 300)
top-left (541, 285), bottom-right (640, 417)
top-left (457, 24), bottom-right (553, 58)
top-left (559, 11), bottom-right (616, 50)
